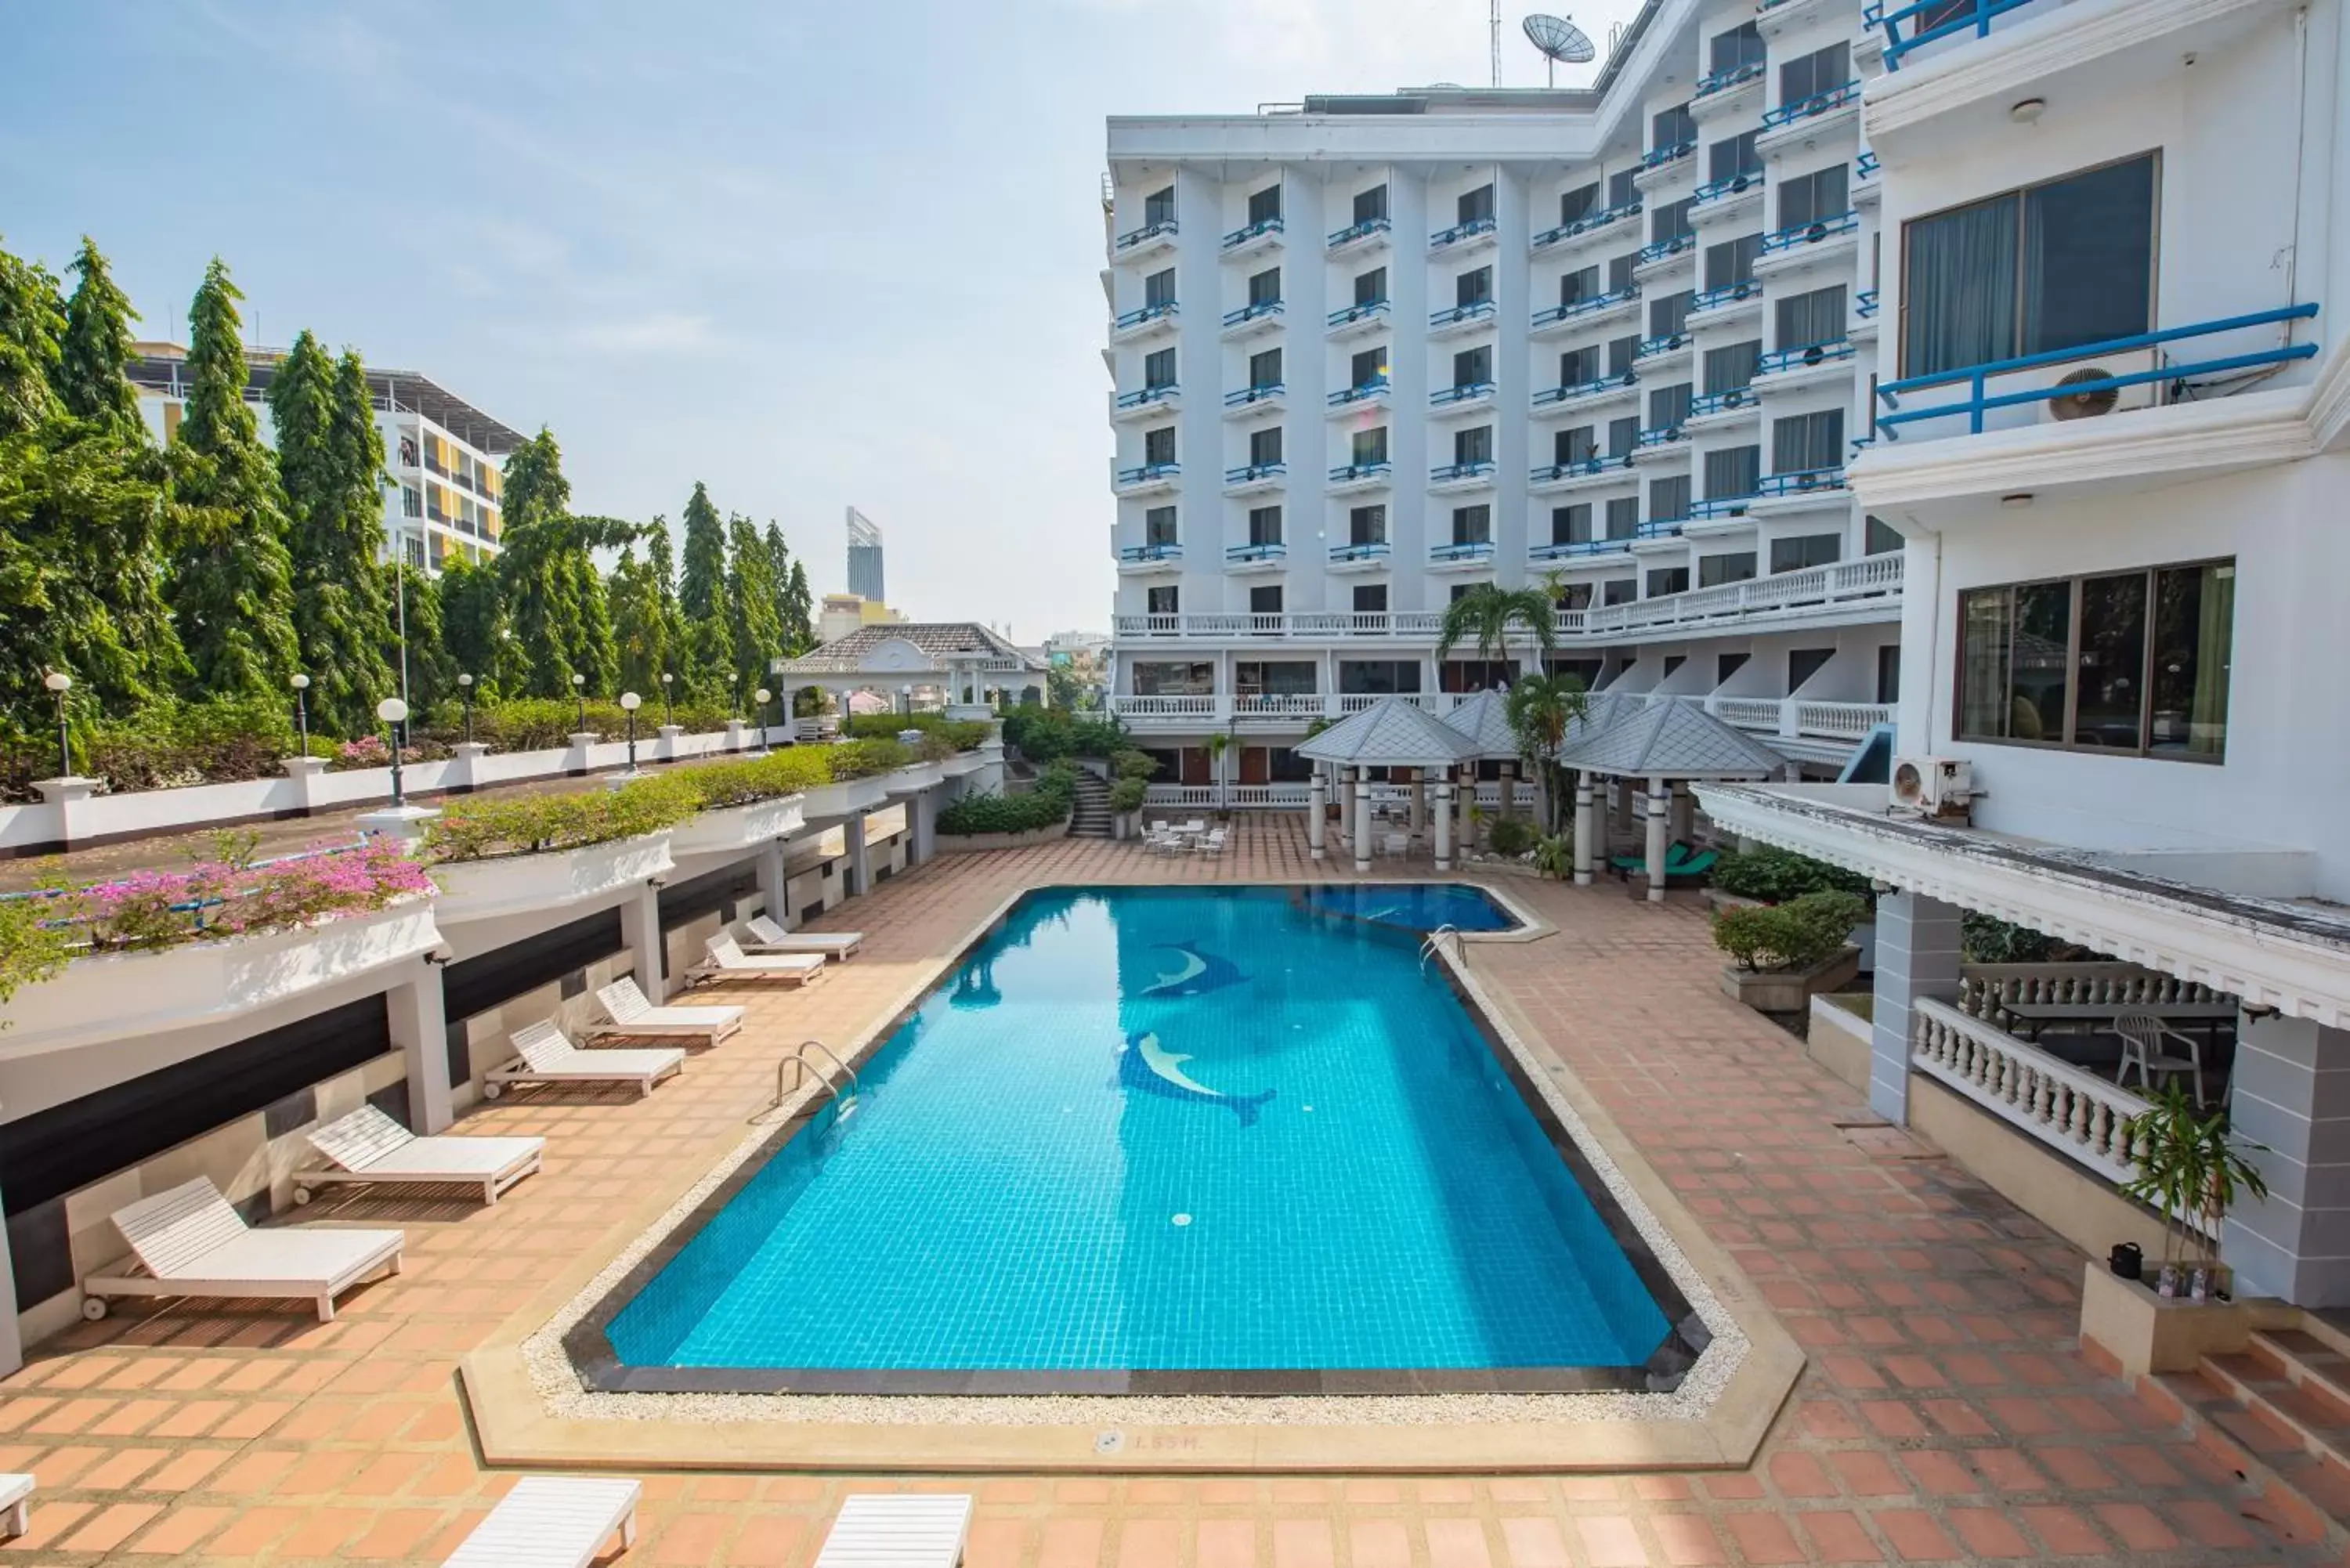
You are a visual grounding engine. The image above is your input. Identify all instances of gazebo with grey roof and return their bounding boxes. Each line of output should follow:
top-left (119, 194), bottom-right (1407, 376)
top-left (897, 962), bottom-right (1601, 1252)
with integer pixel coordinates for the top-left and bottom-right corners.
top-left (769, 622), bottom-right (1046, 718)
top-left (1293, 697), bottom-right (1477, 872)
top-left (1553, 696), bottom-right (1793, 901)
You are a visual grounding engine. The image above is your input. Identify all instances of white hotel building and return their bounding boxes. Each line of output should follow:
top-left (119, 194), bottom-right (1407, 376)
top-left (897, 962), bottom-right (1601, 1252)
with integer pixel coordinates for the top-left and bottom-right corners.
top-left (1103, 0), bottom-right (1901, 791)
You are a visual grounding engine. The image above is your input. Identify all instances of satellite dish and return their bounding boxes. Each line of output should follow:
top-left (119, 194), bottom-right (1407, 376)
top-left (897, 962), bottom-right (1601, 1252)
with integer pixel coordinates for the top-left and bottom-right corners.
top-left (1523, 13), bottom-right (1596, 85)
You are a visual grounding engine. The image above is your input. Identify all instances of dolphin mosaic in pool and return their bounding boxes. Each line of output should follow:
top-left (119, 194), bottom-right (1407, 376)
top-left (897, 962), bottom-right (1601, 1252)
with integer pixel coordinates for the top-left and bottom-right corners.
top-left (1117, 1029), bottom-right (1275, 1126)
top-left (1133, 940), bottom-right (1246, 998)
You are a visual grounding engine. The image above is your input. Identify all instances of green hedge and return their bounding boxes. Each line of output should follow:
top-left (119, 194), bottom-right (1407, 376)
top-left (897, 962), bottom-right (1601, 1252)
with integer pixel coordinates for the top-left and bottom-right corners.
top-left (1488, 818), bottom-right (1538, 856)
top-left (1000, 707), bottom-right (1123, 763)
top-left (425, 773), bottom-right (703, 862)
top-left (672, 748), bottom-right (833, 808)
top-left (1712, 891), bottom-right (1867, 973)
top-left (1107, 776), bottom-right (1149, 813)
top-left (841, 712), bottom-right (990, 751)
top-left (1710, 844), bottom-right (1874, 904)
top-left (939, 762), bottom-right (1076, 836)
top-left (826, 738), bottom-right (914, 779)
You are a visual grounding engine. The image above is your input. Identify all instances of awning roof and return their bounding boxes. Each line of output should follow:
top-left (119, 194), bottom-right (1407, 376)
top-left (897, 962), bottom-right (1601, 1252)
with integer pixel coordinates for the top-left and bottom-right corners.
top-left (1439, 688), bottom-right (1519, 759)
top-left (1555, 696), bottom-right (1791, 779)
top-left (1294, 697), bottom-right (1478, 767)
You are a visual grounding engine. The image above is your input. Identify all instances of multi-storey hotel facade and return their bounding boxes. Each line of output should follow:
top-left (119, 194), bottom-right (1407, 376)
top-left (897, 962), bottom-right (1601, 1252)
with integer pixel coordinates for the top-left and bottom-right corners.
top-left (1103, 0), bottom-right (1900, 790)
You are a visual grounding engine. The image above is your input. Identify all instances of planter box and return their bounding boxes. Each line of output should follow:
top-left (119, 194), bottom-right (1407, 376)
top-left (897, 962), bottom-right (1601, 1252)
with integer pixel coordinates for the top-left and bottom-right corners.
top-left (1719, 945), bottom-right (1862, 1012)
top-left (431, 832), bottom-right (674, 926)
top-left (940, 752), bottom-right (987, 779)
top-left (2078, 1260), bottom-right (2255, 1377)
top-left (881, 762), bottom-right (945, 794)
top-left (797, 777), bottom-right (892, 821)
top-left (1, 901), bottom-right (443, 1057)
top-left (935, 821), bottom-right (1071, 854)
top-left (667, 796), bottom-right (805, 858)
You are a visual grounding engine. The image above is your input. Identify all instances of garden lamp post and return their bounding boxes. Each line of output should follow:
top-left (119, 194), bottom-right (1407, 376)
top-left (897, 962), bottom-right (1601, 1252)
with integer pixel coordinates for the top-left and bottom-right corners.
top-left (754, 688), bottom-right (773, 754)
top-left (660, 671), bottom-right (674, 724)
top-left (571, 671), bottom-right (587, 732)
top-left (457, 672), bottom-right (475, 743)
top-left (290, 673), bottom-right (310, 753)
top-left (43, 670), bottom-right (71, 778)
top-left (620, 691), bottom-right (642, 774)
top-left (377, 697), bottom-right (410, 807)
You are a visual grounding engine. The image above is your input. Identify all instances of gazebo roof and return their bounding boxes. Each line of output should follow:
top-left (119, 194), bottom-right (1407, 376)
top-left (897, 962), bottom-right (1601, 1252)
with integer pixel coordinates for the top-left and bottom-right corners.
top-left (1440, 688), bottom-right (1519, 759)
top-left (1555, 696), bottom-right (1791, 779)
top-left (1295, 697), bottom-right (1478, 768)
top-left (771, 622), bottom-right (1043, 681)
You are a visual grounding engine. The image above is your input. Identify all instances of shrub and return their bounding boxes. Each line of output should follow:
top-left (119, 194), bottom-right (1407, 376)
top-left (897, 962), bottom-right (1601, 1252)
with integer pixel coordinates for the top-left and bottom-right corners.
top-left (1110, 748), bottom-right (1160, 781)
top-left (1488, 818), bottom-right (1538, 857)
top-left (826, 737), bottom-right (913, 779)
top-left (428, 696), bottom-right (736, 753)
top-left (1712, 891), bottom-right (1867, 972)
top-left (1962, 912), bottom-right (2066, 963)
top-left (425, 773), bottom-right (701, 862)
top-left (0, 894), bottom-right (74, 1011)
top-left (1001, 706), bottom-right (1124, 763)
top-left (1108, 776), bottom-right (1148, 813)
top-left (1710, 844), bottom-right (1874, 905)
top-left (938, 788), bottom-right (1071, 835)
top-left (1532, 833), bottom-right (1573, 879)
top-left (841, 713), bottom-right (989, 750)
top-left (674, 748), bottom-right (832, 809)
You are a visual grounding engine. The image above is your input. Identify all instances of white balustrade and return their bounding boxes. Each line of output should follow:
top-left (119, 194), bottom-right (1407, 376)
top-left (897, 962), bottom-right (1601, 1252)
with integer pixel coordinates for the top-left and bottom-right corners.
top-left (1231, 693), bottom-right (1329, 717)
top-left (1713, 698), bottom-right (1786, 730)
top-left (1959, 963), bottom-right (2224, 1025)
top-left (1796, 701), bottom-right (1893, 739)
top-left (1108, 695), bottom-right (1224, 721)
top-left (1909, 997), bottom-right (2151, 1186)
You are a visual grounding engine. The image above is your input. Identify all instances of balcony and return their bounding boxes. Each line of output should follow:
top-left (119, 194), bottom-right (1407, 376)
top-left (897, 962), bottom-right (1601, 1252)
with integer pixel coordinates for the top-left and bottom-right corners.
top-left (1528, 453), bottom-right (1635, 493)
top-left (1429, 539), bottom-right (1497, 569)
top-left (1630, 425), bottom-right (1687, 461)
top-left (1110, 301), bottom-right (1179, 344)
top-left (1326, 461), bottom-right (1393, 494)
top-left (1221, 216), bottom-right (1285, 258)
top-left (1429, 298), bottom-right (1499, 338)
top-left (1755, 337), bottom-right (1856, 391)
top-left (1634, 331), bottom-right (1693, 375)
top-left (1865, 0), bottom-right (2038, 72)
top-left (1232, 692), bottom-right (1329, 724)
top-left (1750, 467), bottom-right (1849, 515)
top-left (1328, 216), bottom-right (1393, 256)
top-left (1325, 380), bottom-right (1392, 418)
top-left (1108, 693), bottom-right (1224, 726)
top-left (1686, 386), bottom-right (1761, 429)
top-left (1531, 537), bottom-right (1613, 562)
top-left (1112, 461), bottom-right (1180, 496)
top-left (1225, 541), bottom-right (1288, 572)
top-left (1429, 381), bottom-right (1497, 419)
top-left (1853, 151), bottom-right (1882, 208)
top-left (1430, 215), bottom-right (1499, 256)
top-left (1686, 493), bottom-right (1759, 535)
top-left (1753, 211), bottom-right (1860, 280)
top-left (1222, 461), bottom-right (1286, 497)
top-left (1634, 143), bottom-right (1697, 193)
top-left (1428, 459), bottom-right (1497, 493)
top-left (1689, 279), bottom-right (1765, 327)
top-left (1116, 541), bottom-right (1184, 573)
top-left (1220, 299), bottom-right (1285, 340)
top-left (1757, 82), bottom-right (1863, 158)
top-left (1531, 200), bottom-right (1640, 255)
top-left (1633, 233), bottom-right (1697, 282)
top-left (1690, 60), bottom-right (1765, 120)
top-left (1222, 383), bottom-right (1287, 419)
top-left (1631, 517), bottom-right (1689, 550)
top-left (1531, 372), bottom-right (1640, 418)
top-left (1691, 171), bottom-right (1764, 227)
top-left (1756, 0), bottom-right (1842, 38)
top-left (1113, 218), bottom-right (1179, 262)
top-left (1110, 383), bottom-right (1180, 422)
top-left (1853, 289), bottom-right (1882, 343)
top-left (1326, 298), bottom-right (1390, 340)
top-left (1327, 540), bottom-right (1390, 571)
top-left (1532, 287), bottom-right (1640, 336)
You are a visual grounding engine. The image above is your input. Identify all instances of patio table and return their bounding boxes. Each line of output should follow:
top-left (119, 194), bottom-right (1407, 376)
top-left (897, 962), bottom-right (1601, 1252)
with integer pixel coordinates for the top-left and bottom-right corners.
top-left (2001, 1000), bottom-right (2238, 1042)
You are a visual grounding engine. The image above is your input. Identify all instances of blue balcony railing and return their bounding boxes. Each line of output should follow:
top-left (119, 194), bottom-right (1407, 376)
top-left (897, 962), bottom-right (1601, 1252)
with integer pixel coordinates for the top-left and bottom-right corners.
top-left (1693, 60), bottom-right (1765, 98)
top-left (1430, 381), bottom-right (1496, 408)
top-left (1866, 0), bottom-right (2039, 71)
top-left (1874, 305), bottom-right (2323, 439)
top-left (1119, 542), bottom-right (1182, 562)
top-left (1534, 372), bottom-right (1639, 406)
top-left (1222, 216), bottom-right (1284, 249)
top-left (1637, 331), bottom-right (1691, 360)
top-left (1641, 140), bottom-right (1695, 170)
top-left (1222, 299), bottom-right (1284, 328)
top-left (1544, 537), bottom-right (1633, 558)
top-left (1224, 383), bottom-right (1285, 408)
top-left (1115, 219), bottom-right (1177, 252)
top-left (1430, 299), bottom-right (1498, 329)
top-left (1114, 384), bottom-right (1179, 410)
top-left (1430, 460), bottom-right (1497, 484)
top-left (1328, 216), bottom-right (1392, 248)
top-left (1693, 279), bottom-right (1762, 313)
top-left (1327, 298), bottom-right (1390, 329)
top-left (1115, 462), bottom-right (1180, 487)
top-left (1690, 493), bottom-right (1758, 520)
top-left (1329, 540), bottom-right (1390, 562)
top-left (1760, 211), bottom-right (1860, 255)
top-left (1531, 539), bottom-right (1591, 560)
top-left (1532, 199), bottom-right (1641, 249)
top-left (1531, 454), bottom-right (1630, 482)
top-left (1759, 468), bottom-right (1847, 497)
top-left (1762, 81), bottom-right (1860, 132)
top-left (1430, 540), bottom-right (1496, 562)
top-left (1636, 234), bottom-right (1696, 266)
top-left (1534, 287), bottom-right (1639, 329)
top-left (1757, 338), bottom-right (1855, 377)
top-left (1636, 518), bottom-right (1687, 540)
top-left (1112, 301), bottom-right (1177, 332)
top-left (1694, 171), bottom-right (1763, 208)
top-left (1856, 289), bottom-right (1881, 320)
top-left (1227, 542), bottom-right (1287, 563)
top-left (1224, 461), bottom-right (1286, 486)
top-left (1856, 150), bottom-right (1882, 182)
top-left (1634, 425), bottom-right (1686, 449)
top-left (1689, 387), bottom-right (1758, 418)
top-left (1431, 215), bottom-right (1498, 250)
top-left (1328, 461), bottom-right (1393, 484)
top-left (1327, 380), bottom-right (1390, 408)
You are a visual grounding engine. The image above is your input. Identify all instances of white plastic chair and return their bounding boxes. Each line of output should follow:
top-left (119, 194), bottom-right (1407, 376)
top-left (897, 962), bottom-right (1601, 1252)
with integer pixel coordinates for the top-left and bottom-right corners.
top-left (2116, 1010), bottom-right (2206, 1107)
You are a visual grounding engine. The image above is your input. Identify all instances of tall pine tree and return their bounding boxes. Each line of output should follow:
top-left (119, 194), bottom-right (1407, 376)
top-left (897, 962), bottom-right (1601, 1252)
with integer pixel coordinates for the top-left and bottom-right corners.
top-left (494, 428), bottom-right (627, 698)
top-left (781, 558), bottom-right (814, 652)
top-left (56, 238), bottom-right (140, 427)
top-left (725, 514), bottom-right (786, 706)
top-left (167, 258), bottom-right (297, 699)
top-left (438, 556), bottom-right (512, 696)
top-left (674, 480), bottom-right (731, 699)
top-left (607, 544), bottom-right (669, 698)
top-left (269, 333), bottom-right (392, 735)
top-left (645, 516), bottom-right (689, 688)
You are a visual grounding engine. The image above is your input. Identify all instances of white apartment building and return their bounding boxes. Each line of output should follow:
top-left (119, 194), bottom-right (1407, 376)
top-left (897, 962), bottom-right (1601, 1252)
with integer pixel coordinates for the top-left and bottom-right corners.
top-left (130, 343), bottom-right (522, 575)
top-left (1103, 0), bottom-right (1900, 793)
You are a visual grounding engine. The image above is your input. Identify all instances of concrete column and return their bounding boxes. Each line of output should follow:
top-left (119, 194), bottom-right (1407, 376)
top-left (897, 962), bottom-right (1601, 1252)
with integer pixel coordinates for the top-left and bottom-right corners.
top-left (1434, 781), bottom-right (1455, 871)
top-left (1352, 768), bottom-right (1372, 873)
top-left (620, 881), bottom-right (667, 1003)
top-left (31, 775), bottom-right (96, 852)
top-left (1614, 776), bottom-right (1633, 833)
top-left (448, 742), bottom-right (488, 793)
top-left (1307, 774), bottom-right (1327, 861)
top-left (758, 839), bottom-right (789, 928)
top-left (1868, 891), bottom-right (1964, 1125)
top-left (909, 787), bottom-right (938, 865)
top-left (1573, 774), bottom-right (1596, 886)
top-left (1409, 772), bottom-right (1426, 839)
top-left (566, 730), bottom-right (599, 774)
top-left (281, 755), bottom-right (328, 812)
top-left (656, 723), bottom-right (684, 761)
top-left (1333, 764), bottom-right (1351, 841)
top-left (844, 812), bottom-right (870, 898)
top-left (387, 961), bottom-right (453, 1134)
top-left (2225, 1016), bottom-right (2350, 1306)
top-left (1497, 761), bottom-right (1516, 822)
top-left (1668, 785), bottom-right (1695, 846)
top-left (1643, 777), bottom-right (1670, 904)
top-left (0, 1174), bottom-right (20, 1375)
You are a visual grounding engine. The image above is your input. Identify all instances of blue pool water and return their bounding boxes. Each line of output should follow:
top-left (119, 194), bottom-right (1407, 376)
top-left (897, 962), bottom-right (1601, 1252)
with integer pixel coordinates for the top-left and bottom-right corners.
top-left (1296, 881), bottom-right (1522, 934)
top-left (603, 886), bottom-right (1672, 1378)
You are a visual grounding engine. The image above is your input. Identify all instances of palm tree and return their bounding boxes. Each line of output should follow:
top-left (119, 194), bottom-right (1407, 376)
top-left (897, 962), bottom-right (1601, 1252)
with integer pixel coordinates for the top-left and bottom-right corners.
top-left (1435, 581), bottom-right (1560, 666)
top-left (1506, 672), bottom-right (1589, 832)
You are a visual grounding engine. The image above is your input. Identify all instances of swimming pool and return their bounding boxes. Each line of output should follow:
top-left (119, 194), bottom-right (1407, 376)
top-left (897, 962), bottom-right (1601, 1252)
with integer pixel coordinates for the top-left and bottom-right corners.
top-left (577, 885), bottom-right (1697, 1395)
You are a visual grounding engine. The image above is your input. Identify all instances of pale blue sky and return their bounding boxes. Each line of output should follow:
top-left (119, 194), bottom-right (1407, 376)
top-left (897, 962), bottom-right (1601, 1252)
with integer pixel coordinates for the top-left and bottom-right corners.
top-left (2, 1), bottom-right (1641, 638)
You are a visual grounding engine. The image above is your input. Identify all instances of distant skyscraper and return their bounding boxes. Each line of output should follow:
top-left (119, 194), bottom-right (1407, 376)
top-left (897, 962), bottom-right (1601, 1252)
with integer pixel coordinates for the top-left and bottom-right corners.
top-left (845, 507), bottom-right (885, 603)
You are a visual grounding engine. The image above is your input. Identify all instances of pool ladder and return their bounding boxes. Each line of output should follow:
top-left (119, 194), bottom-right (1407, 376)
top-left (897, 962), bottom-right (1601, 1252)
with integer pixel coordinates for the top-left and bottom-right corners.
top-left (1419, 923), bottom-right (1465, 974)
top-left (776, 1039), bottom-right (862, 1122)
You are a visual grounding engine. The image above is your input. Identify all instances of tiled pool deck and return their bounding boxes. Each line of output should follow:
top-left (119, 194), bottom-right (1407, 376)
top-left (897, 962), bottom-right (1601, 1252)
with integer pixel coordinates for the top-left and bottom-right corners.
top-left (1, 819), bottom-right (2332, 1564)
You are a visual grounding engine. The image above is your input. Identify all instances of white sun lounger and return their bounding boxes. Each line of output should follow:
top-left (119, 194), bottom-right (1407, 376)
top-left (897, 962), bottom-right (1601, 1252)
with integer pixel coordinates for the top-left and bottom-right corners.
top-left (296, 1104), bottom-right (544, 1207)
top-left (686, 934), bottom-right (826, 987)
top-left (484, 1021), bottom-right (683, 1100)
top-left (742, 914), bottom-right (864, 959)
top-left (588, 977), bottom-right (747, 1044)
top-left (443, 1474), bottom-right (641, 1568)
top-left (81, 1176), bottom-right (402, 1323)
top-left (813, 1494), bottom-right (973, 1568)
top-left (0, 1474), bottom-right (32, 1539)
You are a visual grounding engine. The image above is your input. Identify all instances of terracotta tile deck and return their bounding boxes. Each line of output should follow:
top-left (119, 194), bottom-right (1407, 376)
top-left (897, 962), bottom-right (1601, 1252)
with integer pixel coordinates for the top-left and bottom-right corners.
top-left (2, 818), bottom-right (2330, 1564)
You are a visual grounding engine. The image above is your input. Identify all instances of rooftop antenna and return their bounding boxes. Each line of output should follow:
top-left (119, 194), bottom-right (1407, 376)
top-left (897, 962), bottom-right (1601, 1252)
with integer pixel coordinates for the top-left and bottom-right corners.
top-left (1523, 13), bottom-right (1597, 86)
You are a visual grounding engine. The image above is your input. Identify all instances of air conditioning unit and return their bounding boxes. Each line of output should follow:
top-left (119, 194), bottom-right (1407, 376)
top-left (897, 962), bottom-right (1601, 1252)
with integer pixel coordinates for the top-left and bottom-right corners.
top-left (1976, 349), bottom-right (2162, 435)
top-left (1890, 754), bottom-right (1973, 818)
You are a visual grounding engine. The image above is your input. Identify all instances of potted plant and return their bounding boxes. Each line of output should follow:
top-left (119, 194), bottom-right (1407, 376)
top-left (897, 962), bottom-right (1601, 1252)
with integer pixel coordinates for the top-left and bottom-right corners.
top-left (1712, 891), bottom-right (1867, 1012)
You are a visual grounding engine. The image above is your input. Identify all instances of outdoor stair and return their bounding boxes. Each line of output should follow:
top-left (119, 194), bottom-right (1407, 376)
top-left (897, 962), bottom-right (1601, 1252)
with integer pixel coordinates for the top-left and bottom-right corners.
top-left (2144, 1314), bottom-right (2350, 1551)
top-left (1068, 770), bottom-right (1115, 839)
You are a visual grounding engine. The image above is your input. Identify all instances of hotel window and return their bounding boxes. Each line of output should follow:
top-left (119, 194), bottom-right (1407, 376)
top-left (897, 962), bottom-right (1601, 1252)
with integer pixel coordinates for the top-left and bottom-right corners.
top-left (1776, 285), bottom-right (1847, 349)
top-left (1235, 661), bottom-right (1316, 696)
top-left (1788, 647), bottom-right (1835, 690)
top-left (1648, 474), bottom-right (1691, 522)
top-left (1350, 347), bottom-right (1388, 388)
top-left (1144, 426), bottom-right (1175, 465)
top-left (1457, 183), bottom-right (1495, 225)
top-left (1248, 266), bottom-right (1281, 306)
top-left (1647, 566), bottom-right (1690, 597)
top-left (1561, 264), bottom-right (1600, 306)
top-left (1453, 425), bottom-right (1493, 465)
top-left (1560, 345), bottom-right (1600, 385)
top-left (1142, 347), bottom-right (1176, 388)
top-left (1957, 559), bottom-right (2232, 760)
top-left (1354, 184), bottom-right (1389, 224)
top-left (1708, 132), bottom-right (1759, 185)
top-left (1607, 252), bottom-right (1637, 293)
top-left (1711, 20), bottom-right (1765, 72)
top-left (1778, 163), bottom-right (1850, 230)
top-left (1647, 382), bottom-right (1691, 431)
top-left (1604, 497), bottom-right (1640, 540)
top-left (1878, 645), bottom-right (1902, 705)
top-left (1552, 502), bottom-right (1593, 544)
top-left (1133, 660), bottom-right (1211, 695)
top-left (1355, 266), bottom-right (1387, 305)
top-left (1607, 334), bottom-right (1641, 377)
top-left (1249, 584), bottom-right (1284, 614)
top-left (1650, 289), bottom-right (1694, 338)
top-left (1456, 266), bottom-right (1494, 307)
top-left (1704, 340), bottom-right (1762, 395)
top-left (1603, 577), bottom-right (1637, 606)
top-left (1653, 103), bottom-right (1695, 150)
top-left (1248, 347), bottom-right (1282, 388)
top-left (1902, 154), bottom-right (2159, 378)
top-left (1144, 505), bottom-right (1177, 545)
top-left (1441, 652), bottom-right (1514, 686)
top-left (1348, 504), bottom-right (1386, 544)
top-left (1556, 583), bottom-right (1595, 612)
top-left (1772, 409), bottom-right (1844, 474)
top-left (1607, 168), bottom-right (1640, 208)
top-left (1705, 445), bottom-right (1759, 498)
top-left (1452, 504), bottom-right (1491, 544)
top-left (1146, 585), bottom-right (1179, 615)
top-left (400, 484), bottom-right (421, 518)
top-left (1247, 505), bottom-right (1282, 545)
top-left (1557, 426), bottom-right (1598, 465)
top-left (1653, 197), bottom-right (1695, 246)
top-left (1560, 182), bottom-right (1600, 225)
top-left (1143, 186), bottom-right (1176, 226)
top-left (1866, 515), bottom-right (1904, 555)
top-left (1606, 415), bottom-right (1641, 458)
top-left (1452, 345), bottom-right (1491, 388)
top-left (1704, 233), bottom-right (1761, 291)
top-left (1248, 426), bottom-right (1283, 467)
top-left (1353, 583), bottom-right (1389, 612)
top-left (1246, 183), bottom-right (1282, 225)
top-left (1770, 533), bottom-right (1842, 573)
top-left (1351, 428), bottom-right (1389, 467)
top-left (1780, 41), bottom-right (1850, 108)
top-left (1662, 656), bottom-right (1686, 678)
top-left (1341, 659), bottom-right (1420, 693)
top-left (1144, 268), bottom-right (1175, 308)
top-left (1719, 652), bottom-right (1751, 683)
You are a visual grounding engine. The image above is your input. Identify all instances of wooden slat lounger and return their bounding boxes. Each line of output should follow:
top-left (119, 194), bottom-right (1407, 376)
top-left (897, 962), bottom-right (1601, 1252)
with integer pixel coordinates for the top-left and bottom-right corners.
top-left (0, 1474), bottom-right (32, 1539)
top-left (483, 1021), bottom-right (683, 1100)
top-left (812, 1494), bottom-right (974, 1567)
top-left (742, 914), bottom-right (864, 959)
top-left (686, 934), bottom-right (826, 987)
top-left (297, 1104), bottom-right (544, 1206)
top-left (442, 1475), bottom-right (642, 1568)
top-left (588, 978), bottom-right (747, 1045)
top-left (81, 1176), bottom-right (402, 1323)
